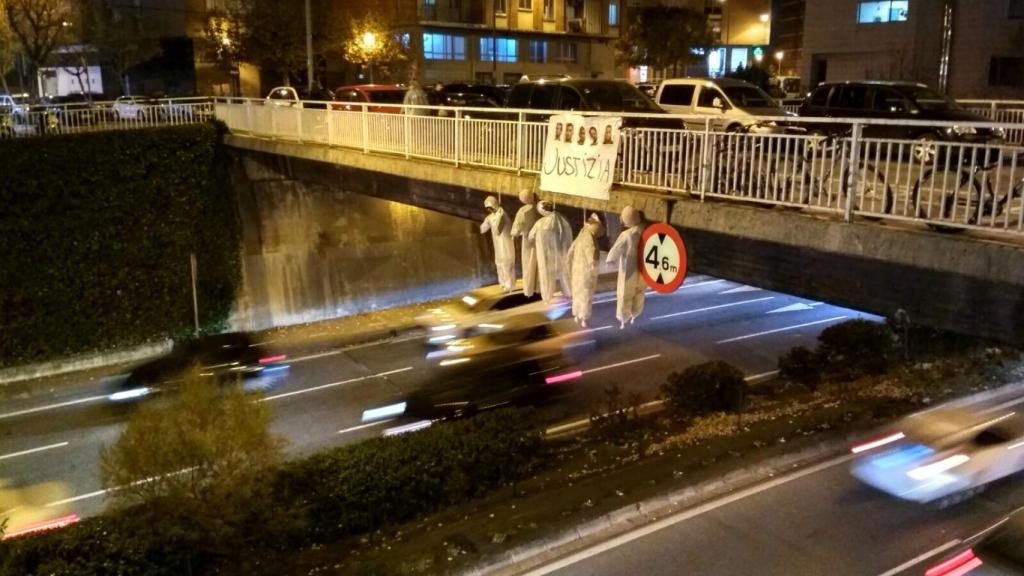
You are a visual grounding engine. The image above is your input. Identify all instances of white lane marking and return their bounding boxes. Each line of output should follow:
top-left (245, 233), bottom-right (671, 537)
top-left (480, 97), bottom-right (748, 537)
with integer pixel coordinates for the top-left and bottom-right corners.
top-left (766, 302), bottom-right (815, 314)
top-left (288, 349), bottom-right (343, 363)
top-left (0, 442), bottom-right (70, 461)
top-left (680, 279), bottom-right (726, 290)
top-left (875, 539), bottom-right (962, 576)
top-left (809, 302), bottom-right (825, 307)
top-left (544, 370), bottom-right (779, 436)
top-left (651, 297), bottom-right (775, 321)
top-left (719, 285), bottom-right (761, 294)
top-left (583, 325), bottom-right (614, 333)
top-left (716, 316), bottom-right (848, 344)
top-left (523, 453), bottom-right (856, 576)
top-left (338, 419), bottom-right (396, 435)
top-left (0, 395), bottom-right (108, 421)
top-left (260, 367), bottom-right (413, 402)
top-left (583, 354), bottom-right (661, 375)
top-left (45, 466), bottom-right (200, 507)
top-left (47, 488), bottom-right (110, 507)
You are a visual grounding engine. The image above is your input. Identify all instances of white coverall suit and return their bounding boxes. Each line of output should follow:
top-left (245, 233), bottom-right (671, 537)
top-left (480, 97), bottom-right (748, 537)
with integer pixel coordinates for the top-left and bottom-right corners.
top-left (566, 218), bottom-right (603, 326)
top-left (481, 198), bottom-right (516, 292)
top-left (528, 204), bottom-right (573, 304)
top-left (511, 195), bottom-right (541, 297)
top-left (607, 209), bottom-right (645, 327)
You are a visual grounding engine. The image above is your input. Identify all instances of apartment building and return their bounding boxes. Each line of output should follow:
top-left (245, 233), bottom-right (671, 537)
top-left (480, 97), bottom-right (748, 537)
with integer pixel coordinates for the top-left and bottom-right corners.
top-left (802, 0), bottom-right (1024, 99)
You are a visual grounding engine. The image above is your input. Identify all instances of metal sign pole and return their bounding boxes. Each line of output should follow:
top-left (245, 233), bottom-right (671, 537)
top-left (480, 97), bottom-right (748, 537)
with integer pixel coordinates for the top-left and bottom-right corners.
top-left (190, 253), bottom-right (199, 336)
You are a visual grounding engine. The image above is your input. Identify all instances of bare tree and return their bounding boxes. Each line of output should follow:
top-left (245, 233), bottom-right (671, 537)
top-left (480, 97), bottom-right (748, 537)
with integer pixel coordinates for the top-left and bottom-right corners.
top-left (0, 8), bottom-right (15, 95)
top-left (615, 4), bottom-right (713, 78)
top-left (2, 0), bottom-right (75, 91)
top-left (341, 13), bottom-right (409, 84)
top-left (85, 0), bottom-right (158, 95)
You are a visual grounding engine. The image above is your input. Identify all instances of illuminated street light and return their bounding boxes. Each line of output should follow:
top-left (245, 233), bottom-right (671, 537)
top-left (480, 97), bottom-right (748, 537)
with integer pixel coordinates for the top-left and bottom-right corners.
top-left (759, 13), bottom-right (769, 22)
top-left (775, 50), bottom-right (784, 61)
top-left (362, 32), bottom-right (377, 50)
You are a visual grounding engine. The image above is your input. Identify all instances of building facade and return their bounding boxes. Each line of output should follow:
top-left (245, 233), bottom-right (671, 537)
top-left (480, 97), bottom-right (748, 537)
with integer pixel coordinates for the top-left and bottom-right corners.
top-left (802, 0), bottom-right (1024, 99)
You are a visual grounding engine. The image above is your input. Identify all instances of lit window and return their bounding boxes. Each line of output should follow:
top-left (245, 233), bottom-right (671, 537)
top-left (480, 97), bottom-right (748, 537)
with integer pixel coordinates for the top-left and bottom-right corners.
top-left (518, 0), bottom-right (531, 9)
top-left (528, 39), bottom-right (547, 63)
top-left (423, 33), bottom-right (466, 60)
top-left (495, 0), bottom-right (507, 14)
top-left (857, 1), bottom-right (908, 23)
top-left (544, 0), bottom-right (554, 19)
top-left (609, 2), bottom-right (618, 26)
top-left (481, 37), bottom-right (517, 62)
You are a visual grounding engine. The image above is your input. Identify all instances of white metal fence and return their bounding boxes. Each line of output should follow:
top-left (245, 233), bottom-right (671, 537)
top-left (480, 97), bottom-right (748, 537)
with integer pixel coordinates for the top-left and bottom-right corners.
top-left (0, 97), bottom-right (213, 138)
top-left (214, 97), bottom-right (1024, 236)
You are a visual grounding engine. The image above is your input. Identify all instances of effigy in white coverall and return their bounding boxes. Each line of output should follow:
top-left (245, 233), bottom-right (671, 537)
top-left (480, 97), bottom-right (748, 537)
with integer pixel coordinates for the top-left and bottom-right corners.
top-left (480, 195), bottom-right (517, 292)
top-left (528, 201), bottom-right (573, 304)
top-left (607, 206), bottom-right (645, 328)
top-left (510, 189), bottom-right (541, 297)
top-left (566, 213), bottom-right (605, 327)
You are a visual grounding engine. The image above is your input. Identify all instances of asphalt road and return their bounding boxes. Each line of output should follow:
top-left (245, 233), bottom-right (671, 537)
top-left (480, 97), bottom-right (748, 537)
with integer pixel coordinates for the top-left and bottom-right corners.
top-left (0, 273), bottom-right (874, 529)
top-left (528, 403), bottom-right (1024, 576)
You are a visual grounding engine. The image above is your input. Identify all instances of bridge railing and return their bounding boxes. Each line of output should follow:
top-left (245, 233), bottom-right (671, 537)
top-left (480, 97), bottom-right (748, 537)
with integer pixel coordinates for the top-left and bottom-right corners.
top-left (0, 97), bottom-right (213, 138)
top-left (214, 97), bottom-right (1024, 236)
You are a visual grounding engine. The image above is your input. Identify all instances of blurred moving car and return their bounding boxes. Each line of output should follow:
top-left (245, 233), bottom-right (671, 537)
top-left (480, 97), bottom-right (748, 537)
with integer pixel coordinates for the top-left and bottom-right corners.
top-left (108, 333), bottom-right (289, 403)
top-left (111, 95), bottom-right (155, 120)
top-left (416, 284), bottom-right (569, 349)
top-left (364, 314), bottom-right (583, 423)
top-left (441, 82), bottom-right (508, 106)
top-left (0, 479), bottom-right (78, 540)
top-left (798, 81), bottom-right (1004, 163)
top-left (48, 92), bottom-right (106, 126)
top-left (849, 407), bottom-right (1024, 505)
top-left (334, 84), bottom-right (407, 113)
top-left (924, 512), bottom-right (1024, 575)
top-left (505, 78), bottom-right (682, 131)
top-left (435, 92), bottom-right (506, 119)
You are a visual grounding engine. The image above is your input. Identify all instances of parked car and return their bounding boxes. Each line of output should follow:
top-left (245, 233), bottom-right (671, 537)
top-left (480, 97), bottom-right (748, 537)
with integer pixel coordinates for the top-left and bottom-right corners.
top-left (850, 407), bottom-right (1024, 506)
top-left (924, 512), bottom-right (1024, 575)
top-left (111, 95), bottom-right (155, 120)
top-left (333, 84), bottom-right (407, 113)
top-left (435, 92), bottom-right (507, 119)
top-left (265, 85), bottom-right (337, 109)
top-left (654, 77), bottom-right (791, 133)
top-left (440, 82), bottom-right (508, 106)
top-left (798, 80), bottom-right (1004, 163)
top-left (108, 333), bottom-right (289, 403)
top-left (505, 78), bottom-right (681, 129)
top-left (47, 92), bottom-right (106, 126)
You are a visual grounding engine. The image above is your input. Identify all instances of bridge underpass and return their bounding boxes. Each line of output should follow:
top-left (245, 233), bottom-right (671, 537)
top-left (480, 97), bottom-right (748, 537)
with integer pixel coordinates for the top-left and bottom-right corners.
top-left (229, 134), bottom-right (1024, 344)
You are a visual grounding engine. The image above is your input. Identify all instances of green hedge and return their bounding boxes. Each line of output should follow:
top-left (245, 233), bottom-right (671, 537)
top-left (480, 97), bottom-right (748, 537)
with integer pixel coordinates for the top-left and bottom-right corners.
top-left (0, 124), bottom-right (240, 367)
top-left (0, 409), bottom-right (543, 575)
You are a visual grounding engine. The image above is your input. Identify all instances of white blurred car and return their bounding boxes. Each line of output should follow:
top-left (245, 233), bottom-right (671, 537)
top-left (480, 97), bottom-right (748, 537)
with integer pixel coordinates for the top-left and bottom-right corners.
top-left (1, 479), bottom-right (78, 540)
top-left (111, 95), bottom-right (154, 120)
top-left (850, 407), bottom-right (1024, 505)
top-left (416, 284), bottom-right (570, 349)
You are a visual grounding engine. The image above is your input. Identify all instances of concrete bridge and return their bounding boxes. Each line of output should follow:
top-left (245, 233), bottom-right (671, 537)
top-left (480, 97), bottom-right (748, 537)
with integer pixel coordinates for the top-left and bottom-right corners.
top-left (217, 101), bottom-right (1024, 343)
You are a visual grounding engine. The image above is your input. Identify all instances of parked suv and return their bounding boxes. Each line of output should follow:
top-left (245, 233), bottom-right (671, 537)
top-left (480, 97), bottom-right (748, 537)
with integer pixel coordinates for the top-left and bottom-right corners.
top-left (504, 78), bottom-right (680, 129)
top-left (654, 77), bottom-right (789, 133)
top-left (798, 81), bottom-right (1003, 163)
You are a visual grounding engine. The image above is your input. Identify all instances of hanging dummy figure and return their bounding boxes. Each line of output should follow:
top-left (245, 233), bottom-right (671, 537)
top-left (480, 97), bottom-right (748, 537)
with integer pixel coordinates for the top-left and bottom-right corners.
top-left (528, 200), bottom-right (574, 304)
top-left (566, 212), bottom-right (605, 327)
top-left (510, 189), bottom-right (541, 297)
top-left (607, 206), bottom-right (645, 329)
top-left (480, 195), bottom-right (516, 292)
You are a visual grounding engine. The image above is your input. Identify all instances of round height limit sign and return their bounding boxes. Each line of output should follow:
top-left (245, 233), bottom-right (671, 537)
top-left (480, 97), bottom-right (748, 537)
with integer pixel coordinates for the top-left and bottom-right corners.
top-left (639, 222), bottom-right (687, 293)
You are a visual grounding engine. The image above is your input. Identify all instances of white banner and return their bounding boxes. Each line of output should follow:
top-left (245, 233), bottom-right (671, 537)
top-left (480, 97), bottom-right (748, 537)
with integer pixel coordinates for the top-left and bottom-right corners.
top-left (540, 114), bottom-right (622, 201)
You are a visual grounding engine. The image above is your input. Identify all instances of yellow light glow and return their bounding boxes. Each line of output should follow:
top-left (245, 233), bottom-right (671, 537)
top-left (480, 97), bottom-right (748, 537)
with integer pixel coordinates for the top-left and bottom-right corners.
top-left (362, 32), bottom-right (377, 49)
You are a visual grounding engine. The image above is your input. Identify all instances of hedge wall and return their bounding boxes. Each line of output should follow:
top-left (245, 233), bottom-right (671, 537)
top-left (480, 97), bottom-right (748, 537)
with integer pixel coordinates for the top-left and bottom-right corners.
top-left (0, 124), bottom-right (240, 367)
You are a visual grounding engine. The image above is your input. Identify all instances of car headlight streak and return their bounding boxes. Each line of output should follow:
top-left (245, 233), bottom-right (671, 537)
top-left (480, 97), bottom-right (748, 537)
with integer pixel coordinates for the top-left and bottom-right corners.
top-left (907, 454), bottom-right (970, 481)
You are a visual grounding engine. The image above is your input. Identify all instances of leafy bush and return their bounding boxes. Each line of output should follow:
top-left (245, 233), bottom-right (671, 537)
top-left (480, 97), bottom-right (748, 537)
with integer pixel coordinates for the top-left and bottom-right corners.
top-left (662, 361), bottom-right (748, 420)
top-left (589, 385), bottom-right (651, 455)
top-left (778, 346), bottom-right (822, 390)
top-left (274, 408), bottom-right (542, 542)
top-left (817, 319), bottom-right (893, 380)
top-left (0, 408), bottom-right (542, 574)
top-left (0, 123), bottom-right (240, 367)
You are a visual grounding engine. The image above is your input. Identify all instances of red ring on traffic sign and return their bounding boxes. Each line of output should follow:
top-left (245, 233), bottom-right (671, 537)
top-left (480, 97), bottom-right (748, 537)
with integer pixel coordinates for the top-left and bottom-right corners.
top-left (639, 222), bottom-right (687, 294)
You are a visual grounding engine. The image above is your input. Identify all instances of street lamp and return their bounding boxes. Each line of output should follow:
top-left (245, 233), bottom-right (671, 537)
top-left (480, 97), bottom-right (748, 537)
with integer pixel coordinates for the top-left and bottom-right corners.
top-left (362, 32), bottom-right (377, 49)
top-left (361, 32), bottom-right (378, 83)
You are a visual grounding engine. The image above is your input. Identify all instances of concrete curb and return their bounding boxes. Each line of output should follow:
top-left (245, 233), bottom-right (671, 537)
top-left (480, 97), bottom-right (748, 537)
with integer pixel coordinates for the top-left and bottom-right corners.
top-left (465, 377), bottom-right (1024, 576)
top-left (0, 340), bottom-right (173, 387)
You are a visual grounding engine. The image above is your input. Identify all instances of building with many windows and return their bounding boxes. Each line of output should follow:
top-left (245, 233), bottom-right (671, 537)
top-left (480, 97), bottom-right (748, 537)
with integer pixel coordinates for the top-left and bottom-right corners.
top-left (802, 0), bottom-right (1024, 98)
top-left (388, 0), bottom-right (625, 86)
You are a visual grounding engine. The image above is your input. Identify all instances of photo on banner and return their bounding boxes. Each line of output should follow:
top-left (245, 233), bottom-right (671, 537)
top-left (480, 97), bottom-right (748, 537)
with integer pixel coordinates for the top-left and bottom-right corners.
top-left (540, 114), bottom-right (622, 201)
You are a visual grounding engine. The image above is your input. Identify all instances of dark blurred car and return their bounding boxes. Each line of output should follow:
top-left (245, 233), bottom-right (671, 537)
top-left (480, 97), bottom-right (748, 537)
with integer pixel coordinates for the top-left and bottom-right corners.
top-left (334, 84), bottom-right (407, 113)
top-left (108, 333), bottom-right (289, 403)
top-left (435, 92), bottom-right (507, 119)
top-left (440, 83), bottom-right (508, 106)
top-left (47, 92), bottom-right (106, 126)
top-left (924, 513), bottom-right (1024, 575)
top-left (505, 78), bottom-right (681, 129)
top-left (798, 81), bottom-right (1004, 163)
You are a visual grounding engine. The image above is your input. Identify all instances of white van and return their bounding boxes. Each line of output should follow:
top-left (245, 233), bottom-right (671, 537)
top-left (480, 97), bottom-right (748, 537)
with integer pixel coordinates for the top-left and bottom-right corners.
top-left (654, 77), bottom-right (789, 133)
